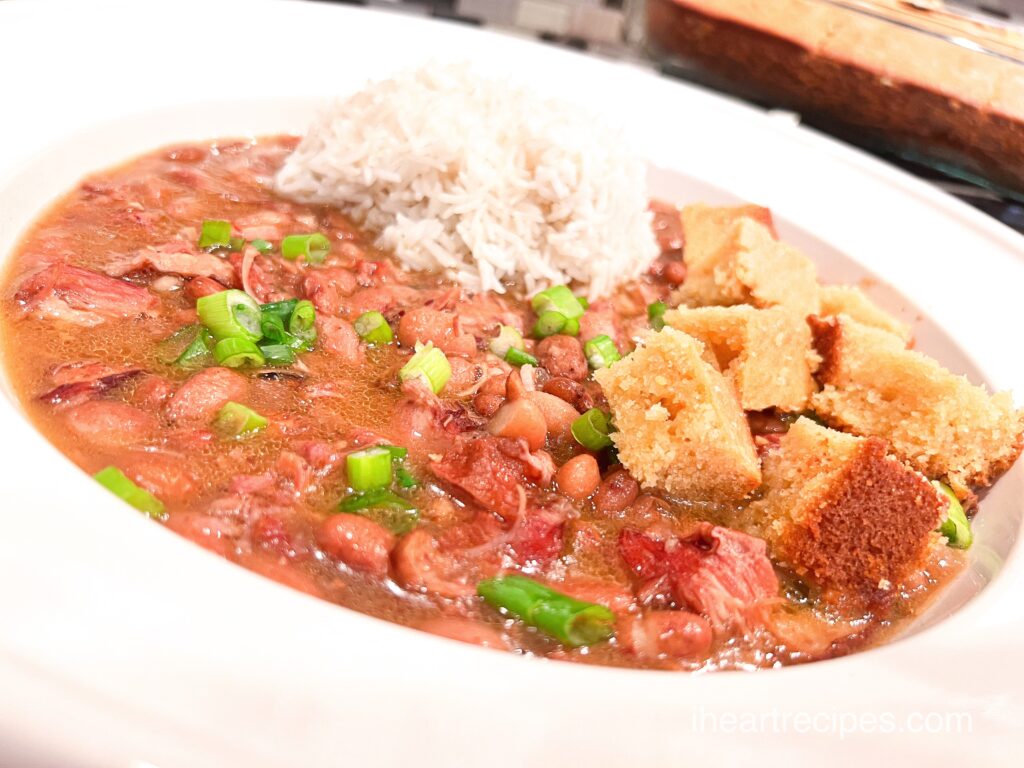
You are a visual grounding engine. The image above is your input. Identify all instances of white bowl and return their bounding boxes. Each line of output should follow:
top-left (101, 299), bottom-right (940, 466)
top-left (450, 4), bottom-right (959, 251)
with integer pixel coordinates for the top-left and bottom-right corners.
top-left (1, 1), bottom-right (1022, 765)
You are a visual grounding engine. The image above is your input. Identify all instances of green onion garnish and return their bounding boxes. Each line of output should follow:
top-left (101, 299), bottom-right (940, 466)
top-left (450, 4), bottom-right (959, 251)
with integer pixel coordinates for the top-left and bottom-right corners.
top-left (648, 301), bottom-right (667, 331)
top-left (396, 467), bottom-right (418, 489)
top-left (260, 299), bottom-right (299, 323)
top-left (176, 327), bottom-right (215, 369)
top-left (934, 481), bottom-right (972, 549)
top-left (347, 446), bottom-right (394, 491)
top-left (562, 316), bottom-right (580, 337)
top-left (577, 297), bottom-right (590, 310)
top-left (354, 311), bottom-right (394, 345)
top-left (532, 310), bottom-right (567, 339)
top-left (584, 335), bottom-right (621, 369)
top-left (399, 342), bottom-right (451, 394)
top-left (489, 325), bottom-right (525, 359)
top-left (281, 233), bottom-right (331, 264)
top-left (571, 408), bottom-right (613, 450)
top-left (259, 344), bottom-right (296, 366)
top-left (214, 337), bottom-right (265, 368)
top-left (288, 299), bottom-right (317, 349)
top-left (213, 401), bottom-right (268, 438)
top-left (338, 487), bottom-right (419, 534)
top-left (251, 239), bottom-right (273, 254)
top-left (259, 313), bottom-right (289, 346)
top-left (229, 236), bottom-right (246, 252)
top-left (382, 445), bottom-right (409, 461)
top-left (198, 219), bottom-right (232, 251)
top-left (505, 347), bottom-right (539, 367)
top-left (477, 574), bottom-right (615, 647)
top-left (93, 466), bottom-right (165, 519)
top-left (197, 289), bottom-right (262, 341)
top-left (531, 285), bottom-right (585, 320)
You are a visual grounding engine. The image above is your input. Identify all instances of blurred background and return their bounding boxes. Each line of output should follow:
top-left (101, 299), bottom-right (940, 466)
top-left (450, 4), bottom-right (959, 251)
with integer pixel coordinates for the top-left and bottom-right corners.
top-left (316, 0), bottom-right (1024, 234)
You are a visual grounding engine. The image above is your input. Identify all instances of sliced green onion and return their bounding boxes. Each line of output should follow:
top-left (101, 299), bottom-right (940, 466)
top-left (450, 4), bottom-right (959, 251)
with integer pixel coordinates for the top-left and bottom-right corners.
top-left (260, 299), bottom-right (299, 324)
top-left (577, 296), bottom-right (590, 310)
top-left (648, 301), bottom-right (667, 331)
top-left (288, 299), bottom-right (318, 349)
top-left (281, 233), bottom-right (330, 264)
top-left (354, 311), bottom-right (394, 345)
top-left (338, 488), bottom-right (419, 534)
top-left (562, 316), bottom-right (580, 337)
top-left (229, 236), bottom-right (246, 252)
top-left (396, 467), bottom-right (418, 489)
top-left (505, 347), bottom-right (539, 367)
top-left (197, 289), bottom-right (262, 341)
top-left (489, 325), bottom-right (524, 359)
top-left (382, 445), bottom-right (408, 461)
top-left (176, 327), bottom-right (215, 369)
top-left (934, 481), bottom-right (972, 549)
top-left (259, 344), bottom-right (296, 366)
top-left (214, 337), bottom-right (265, 368)
top-left (93, 466), bottom-right (165, 519)
top-left (347, 446), bottom-right (393, 491)
top-left (571, 408), bottom-right (613, 450)
top-left (532, 310), bottom-right (567, 339)
top-left (213, 401), bottom-right (268, 438)
top-left (198, 219), bottom-right (232, 250)
top-left (584, 335), bottom-right (621, 369)
top-left (399, 342), bottom-right (451, 394)
top-left (259, 313), bottom-right (289, 346)
top-left (251, 239), bottom-right (273, 254)
top-left (531, 285), bottom-right (585, 320)
top-left (477, 574), bottom-right (615, 647)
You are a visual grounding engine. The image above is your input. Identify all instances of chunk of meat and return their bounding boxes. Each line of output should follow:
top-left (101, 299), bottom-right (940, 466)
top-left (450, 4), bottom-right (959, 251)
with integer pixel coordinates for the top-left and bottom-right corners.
top-left (389, 379), bottom-right (479, 458)
top-left (555, 575), bottom-right (635, 613)
top-left (577, 300), bottom-right (626, 354)
top-left (618, 524), bottom-right (779, 632)
top-left (417, 617), bottom-right (511, 650)
top-left (163, 511), bottom-right (241, 558)
top-left (302, 268), bottom-right (358, 315)
top-left (536, 335), bottom-right (587, 382)
top-left (507, 502), bottom-right (567, 566)
top-left (165, 367), bottom-right (248, 423)
top-left (430, 435), bottom-right (532, 519)
top-left (618, 611), bottom-right (713, 660)
top-left (64, 400), bottom-right (157, 447)
top-left (16, 264), bottom-right (157, 324)
top-left (392, 529), bottom-right (478, 598)
top-left (39, 362), bottom-right (142, 407)
top-left (317, 513), bottom-right (396, 576)
top-left (398, 307), bottom-right (477, 357)
top-left (104, 246), bottom-right (237, 285)
top-left (341, 285), bottom-right (421, 319)
top-left (129, 375), bottom-right (175, 409)
top-left (119, 452), bottom-right (197, 504)
top-left (233, 210), bottom-right (292, 241)
top-left (317, 316), bottom-right (365, 364)
top-left (542, 376), bottom-right (594, 413)
top-left (184, 276), bottom-right (227, 301)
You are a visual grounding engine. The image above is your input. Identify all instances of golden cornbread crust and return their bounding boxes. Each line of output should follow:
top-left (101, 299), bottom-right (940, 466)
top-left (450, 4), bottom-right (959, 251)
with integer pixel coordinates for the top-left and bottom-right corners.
top-left (595, 327), bottom-right (761, 501)
top-left (664, 304), bottom-right (817, 412)
top-left (753, 418), bottom-right (945, 605)
top-left (809, 315), bottom-right (1024, 492)
top-left (818, 284), bottom-right (910, 342)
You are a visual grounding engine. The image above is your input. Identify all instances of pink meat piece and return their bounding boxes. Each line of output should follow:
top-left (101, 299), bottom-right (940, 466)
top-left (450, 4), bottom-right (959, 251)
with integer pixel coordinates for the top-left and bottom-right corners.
top-left (104, 245), bottom-right (237, 285)
top-left (15, 264), bottom-right (157, 324)
top-left (165, 367), bottom-right (248, 424)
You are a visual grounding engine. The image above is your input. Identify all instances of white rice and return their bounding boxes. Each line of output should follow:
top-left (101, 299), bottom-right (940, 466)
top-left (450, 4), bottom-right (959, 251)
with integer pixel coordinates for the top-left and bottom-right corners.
top-left (274, 64), bottom-right (658, 299)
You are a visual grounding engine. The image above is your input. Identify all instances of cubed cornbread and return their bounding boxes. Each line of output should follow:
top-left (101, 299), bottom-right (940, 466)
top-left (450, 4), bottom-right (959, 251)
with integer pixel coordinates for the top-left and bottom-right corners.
top-left (818, 284), bottom-right (911, 341)
top-left (749, 417), bottom-right (946, 604)
top-left (664, 305), bottom-right (817, 412)
top-left (595, 326), bottom-right (761, 501)
top-left (810, 315), bottom-right (1024, 493)
top-left (676, 206), bottom-right (819, 317)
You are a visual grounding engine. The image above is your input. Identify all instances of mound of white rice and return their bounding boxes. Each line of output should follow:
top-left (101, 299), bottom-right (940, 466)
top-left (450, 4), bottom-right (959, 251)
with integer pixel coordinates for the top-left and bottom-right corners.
top-left (274, 64), bottom-right (658, 299)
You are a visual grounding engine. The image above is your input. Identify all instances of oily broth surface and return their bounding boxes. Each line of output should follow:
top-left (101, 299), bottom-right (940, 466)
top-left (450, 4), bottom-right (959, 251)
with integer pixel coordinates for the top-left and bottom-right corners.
top-left (0, 137), bottom-right (962, 671)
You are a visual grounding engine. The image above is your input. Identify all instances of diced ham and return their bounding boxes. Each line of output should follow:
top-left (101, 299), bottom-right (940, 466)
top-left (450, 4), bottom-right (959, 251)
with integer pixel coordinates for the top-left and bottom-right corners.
top-left (618, 611), bottom-right (713, 660)
top-left (618, 524), bottom-right (779, 633)
top-left (184, 276), bottom-right (227, 301)
top-left (398, 307), bottom-right (477, 357)
top-left (165, 367), bottom-right (248, 423)
top-left (430, 435), bottom-right (532, 519)
top-left (392, 528), bottom-right (480, 599)
top-left (104, 246), bottom-right (237, 285)
top-left (64, 400), bottom-right (157, 447)
top-left (16, 264), bottom-right (157, 324)
top-left (577, 300), bottom-right (627, 354)
top-left (317, 317), bottom-right (365, 364)
top-left (302, 268), bottom-right (358, 315)
top-left (39, 362), bottom-right (142, 407)
top-left (318, 513), bottom-right (396, 577)
top-left (119, 452), bottom-right (197, 504)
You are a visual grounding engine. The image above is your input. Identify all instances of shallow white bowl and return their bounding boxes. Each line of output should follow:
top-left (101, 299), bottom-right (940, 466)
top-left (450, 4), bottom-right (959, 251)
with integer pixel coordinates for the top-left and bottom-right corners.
top-left (1, 1), bottom-right (1022, 765)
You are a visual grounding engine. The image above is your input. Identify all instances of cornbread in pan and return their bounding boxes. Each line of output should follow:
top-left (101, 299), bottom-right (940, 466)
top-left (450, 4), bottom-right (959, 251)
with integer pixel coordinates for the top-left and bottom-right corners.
top-left (595, 326), bottom-right (761, 501)
top-left (749, 417), bottom-right (945, 606)
top-left (664, 304), bottom-right (818, 412)
top-left (809, 315), bottom-right (1024, 495)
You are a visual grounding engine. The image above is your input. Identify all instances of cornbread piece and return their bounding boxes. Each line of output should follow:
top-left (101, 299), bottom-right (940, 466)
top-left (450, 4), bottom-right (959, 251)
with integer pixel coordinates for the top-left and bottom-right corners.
top-left (595, 327), bottom-right (760, 501)
top-left (810, 315), bottom-right (1024, 492)
top-left (665, 305), bottom-right (817, 412)
top-left (676, 208), bottom-right (818, 317)
top-left (749, 418), bottom-right (945, 605)
top-left (818, 285), bottom-right (910, 342)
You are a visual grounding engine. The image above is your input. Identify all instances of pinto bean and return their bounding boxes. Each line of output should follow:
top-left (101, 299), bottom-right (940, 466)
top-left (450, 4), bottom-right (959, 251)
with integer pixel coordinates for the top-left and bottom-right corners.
top-left (418, 617), bottom-right (511, 650)
top-left (184, 276), bottom-right (227, 301)
top-left (486, 399), bottom-right (547, 451)
top-left (542, 376), bottom-right (595, 412)
top-left (555, 454), bottom-right (601, 501)
top-left (318, 316), bottom-right (365, 364)
top-left (593, 468), bottom-right (639, 514)
top-left (65, 400), bottom-right (158, 447)
top-left (165, 367), bottom-right (248, 423)
top-left (524, 391), bottom-right (579, 440)
top-left (618, 611), bottom-right (713, 660)
top-left (317, 513), bottom-right (396, 577)
top-left (119, 452), bottom-right (197, 504)
top-left (473, 393), bottom-right (504, 418)
top-left (392, 529), bottom-right (475, 598)
top-left (536, 335), bottom-right (587, 381)
top-left (505, 368), bottom-right (527, 401)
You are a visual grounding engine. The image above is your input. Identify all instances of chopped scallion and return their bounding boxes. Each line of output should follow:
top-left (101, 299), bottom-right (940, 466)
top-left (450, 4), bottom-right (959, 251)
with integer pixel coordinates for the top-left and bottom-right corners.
top-left (382, 445), bottom-right (409, 461)
top-left (399, 343), bottom-right (451, 394)
top-left (934, 481), bottom-right (972, 549)
top-left (488, 325), bottom-right (524, 359)
top-left (354, 311), bottom-right (394, 345)
top-left (347, 446), bottom-right (394, 491)
top-left (251, 239), bottom-right (273, 254)
top-left (532, 310), bottom-right (567, 339)
top-left (281, 233), bottom-right (331, 264)
top-left (571, 408), bottom-right (613, 450)
top-left (288, 299), bottom-right (317, 349)
top-left (505, 347), bottom-right (539, 367)
top-left (477, 574), bottom-right (615, 647)
top-left (197, 289), bottom-right (262, 341)
top-left (260, 299), bottom-right (299, 324)
top-left (175, 327), bottom-right (215, 369)
top-left (197, 219), bottom-right (232, 250)
top-left (561, 316), bottom-right (580, 337)
top-left (584, 335), bottom-right (621, 369)
top-left (214, 337), bottom-right (265, 368)
top-left (93, 466), bottom-right (165, 519)
top-left (259, 343), bottom-right (296, 366)
top-left (338, 488), bottom-right (419, 534)
top-left (259, 313), bottom-right (289, 346)
top-left (648, 301), bottom-right (667, 331)
top-left (531, 285), bottom-right (585, 320)
top-left (396, 467), bottom-right (418, 489)
top-left (229, 236), bottom-right (246, 252)
top-left (214, 401), bottom-right (268, 438)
